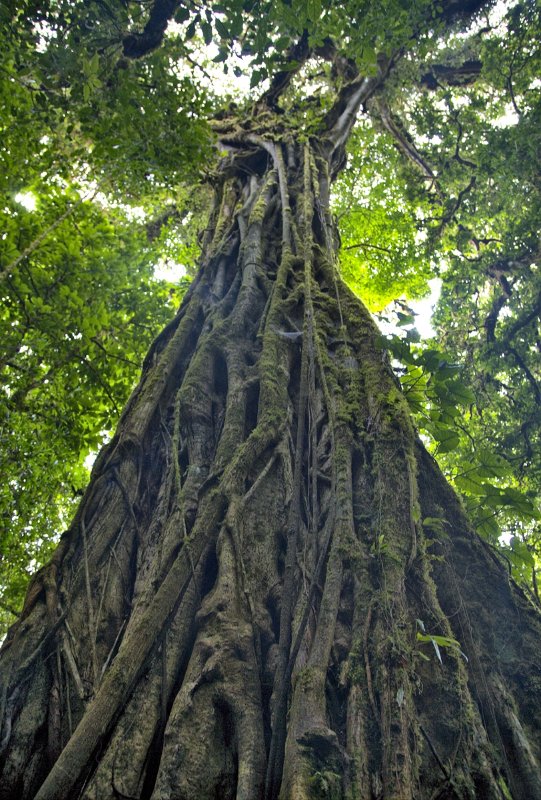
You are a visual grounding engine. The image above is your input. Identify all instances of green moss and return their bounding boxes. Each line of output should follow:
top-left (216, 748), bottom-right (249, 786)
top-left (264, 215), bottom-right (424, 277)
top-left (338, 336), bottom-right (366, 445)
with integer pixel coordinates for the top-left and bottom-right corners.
top-left (248, 170), bottom-right (276, 226)
top-left (498, 776), bottom-right (514, 799)
top-left (307, 768), bottom-right (342, 800)
top-left (347, 636), bottom-right (366, 685)
top-left (294, 665), bottom-right (319, 692)
top-left (209, 180), bottom-right (238, 255)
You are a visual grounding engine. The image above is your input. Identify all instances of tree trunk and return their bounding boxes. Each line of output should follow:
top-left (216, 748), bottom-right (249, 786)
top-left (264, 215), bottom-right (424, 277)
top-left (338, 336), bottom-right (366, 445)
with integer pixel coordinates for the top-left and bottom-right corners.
top-left (1, 127), bottom-right (541, 800)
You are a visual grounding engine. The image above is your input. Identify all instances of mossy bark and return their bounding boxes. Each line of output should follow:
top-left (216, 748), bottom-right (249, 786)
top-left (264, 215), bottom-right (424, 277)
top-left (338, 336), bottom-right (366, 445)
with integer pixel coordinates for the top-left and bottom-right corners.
top-left (1, 129), bottom-right (541, 800)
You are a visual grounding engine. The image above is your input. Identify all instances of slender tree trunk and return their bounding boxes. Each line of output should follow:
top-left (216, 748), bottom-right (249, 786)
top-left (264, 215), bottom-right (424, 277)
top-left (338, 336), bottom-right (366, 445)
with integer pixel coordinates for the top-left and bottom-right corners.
top-left (1, 125), bottom-right (541, 800)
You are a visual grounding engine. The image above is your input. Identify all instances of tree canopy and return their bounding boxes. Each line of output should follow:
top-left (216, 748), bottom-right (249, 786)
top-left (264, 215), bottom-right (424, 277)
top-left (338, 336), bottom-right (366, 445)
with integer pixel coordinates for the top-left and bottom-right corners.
top-left (1, 0), bottom-right (540, 635)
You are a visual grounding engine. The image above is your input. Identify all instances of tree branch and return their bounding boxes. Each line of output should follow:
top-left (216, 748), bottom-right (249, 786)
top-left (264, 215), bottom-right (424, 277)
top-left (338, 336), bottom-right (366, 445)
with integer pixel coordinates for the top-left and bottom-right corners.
top-left (420, 59), bottom-right (482, 90)
top-left (369, 96), bottom-right (444, 199)
top-left (485, 292), bottom-right (508, 342)
top-left (503, 288), bottom-right (541, 345)
top-left (255, 31), bottom-right (310, 111)
top-left (484, 255), bottom-right (539, 344)
top-left (485, 269), bottom-right (513, 342)
top-left (320, 62), bottom-right (390, 173)
top-left (343, 240), bottom-right (392, 254)
top-left (508, 347), bottom-right (541, 405)
top-left (123, 0), bottom-right (180, 59)
top-left (450, 110), bottom-right (477, 169)
top-left (439, 175), bottom-right (476, 228)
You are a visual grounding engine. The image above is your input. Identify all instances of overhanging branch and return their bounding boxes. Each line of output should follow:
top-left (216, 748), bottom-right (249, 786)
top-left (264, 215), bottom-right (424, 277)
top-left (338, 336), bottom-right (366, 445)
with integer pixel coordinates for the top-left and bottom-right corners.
top-left (420, 59), bottom-right (482, 90)
top-left (319, 58), bottom-right (393, 172)
top-left (123, 0), bottom-right (180, 58)
top-left (255, 31), bottom-right (311, 111)
top-left (369, 96), bottom-right (444, 199)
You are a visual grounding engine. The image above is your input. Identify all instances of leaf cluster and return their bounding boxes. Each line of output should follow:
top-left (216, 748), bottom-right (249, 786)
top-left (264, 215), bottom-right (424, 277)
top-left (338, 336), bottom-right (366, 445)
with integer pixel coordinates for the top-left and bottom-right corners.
top-left (0, 0), bottom-right (210, 631)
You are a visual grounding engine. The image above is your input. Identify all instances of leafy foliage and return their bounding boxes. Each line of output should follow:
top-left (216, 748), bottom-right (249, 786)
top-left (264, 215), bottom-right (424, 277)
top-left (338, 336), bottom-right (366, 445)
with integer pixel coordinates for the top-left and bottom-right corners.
top-left (380, 310), bottom-right (540, 596)
top-left (0, 192), bottom-right (194, 631)
top-left (0, 1), bottom-right (209, 631)
top-left (331, 2), bottom-right (541, 601)
top-left (335, 121), bottom-right (436, 310)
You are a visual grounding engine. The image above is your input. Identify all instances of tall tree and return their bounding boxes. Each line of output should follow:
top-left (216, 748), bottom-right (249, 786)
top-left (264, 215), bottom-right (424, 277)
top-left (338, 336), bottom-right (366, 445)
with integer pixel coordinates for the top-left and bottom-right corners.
top-left (1, 1), bottom-right (540, 799)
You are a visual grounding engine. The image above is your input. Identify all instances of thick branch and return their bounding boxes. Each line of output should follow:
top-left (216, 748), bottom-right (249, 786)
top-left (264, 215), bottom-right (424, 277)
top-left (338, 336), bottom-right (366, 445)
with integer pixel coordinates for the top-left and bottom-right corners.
top-left (485, 292), bottom-right (509, 342)
top-left (508, 347), bottom-right (541, 405)
top-left (421, 59), bottom-right (482, 90)
top-left (503, 288), bottom-right (541, 345)
top-left (320, 61), bottom-right (390, 172)
top-left (255, 31), bottom-right (310, 111)
top-left (485, 270), bottom-right (513, 342)
top-left (369, 96), bottom-right (443, 197)
top-left (123, 0), bottom-right (180, 59)
top-left (314, 38), bottom-right (358, 81)
top-left (484, 256), bottom-right (540, 343)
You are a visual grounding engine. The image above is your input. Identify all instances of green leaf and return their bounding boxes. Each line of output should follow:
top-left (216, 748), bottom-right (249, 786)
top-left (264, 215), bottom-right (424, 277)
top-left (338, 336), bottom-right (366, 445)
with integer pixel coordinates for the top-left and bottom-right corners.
top-left (397, 311), bottom-right (415, 327)
top-left (510, 538), bottom-right (535, 567)
top-left (417, 633), bottom-right (468, 662)
top-left (433, 426), bottom-right (460, 453)
top-left (250, 68), bottom-right (266, 89)
top-left (406, 327), bottom-right (421, 343)
top-left (422, 517), bottom-right (448, 534)
top-left (185, 19), bottom-right (197, 39)
top-left (307, 0), bottom-right (322, 21)
top-left (214, 18), bottom-right (229, 39)
top-left (228, 14), bottom-right (243, 37)
top-left (201, 21), bottom-right (213, 45)
top-left (362, 45), bottom-right (377, 65)
top-left (446, 379), bottom-right (475, 405)
top-left (499, 489), bottom-right (540, 519)
top-left (175, 7), bottom-right (191, 23)
top-left (434, 363), bottom-right (461, 379)
top-left (475, 449), bottom-right (513, 478)
top-left (213, 48), bottom-right (228, 63)
top-left (454, 470), bottom-right (491, 495)
top-left (279, 60), bottom-right (300, 72)
top-left (419, 349), bottom-right (443, 371)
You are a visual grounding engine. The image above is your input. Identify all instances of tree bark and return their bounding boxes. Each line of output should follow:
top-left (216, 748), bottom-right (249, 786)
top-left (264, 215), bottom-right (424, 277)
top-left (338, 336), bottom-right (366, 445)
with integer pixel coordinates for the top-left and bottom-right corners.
top-left (1, 121), bottom-right (541, 800)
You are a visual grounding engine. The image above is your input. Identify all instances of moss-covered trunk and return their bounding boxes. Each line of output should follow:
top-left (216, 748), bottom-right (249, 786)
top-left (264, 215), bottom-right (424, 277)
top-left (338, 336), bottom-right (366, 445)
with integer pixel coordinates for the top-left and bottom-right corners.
top-left (1, 132), bottom-right (540, 800)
